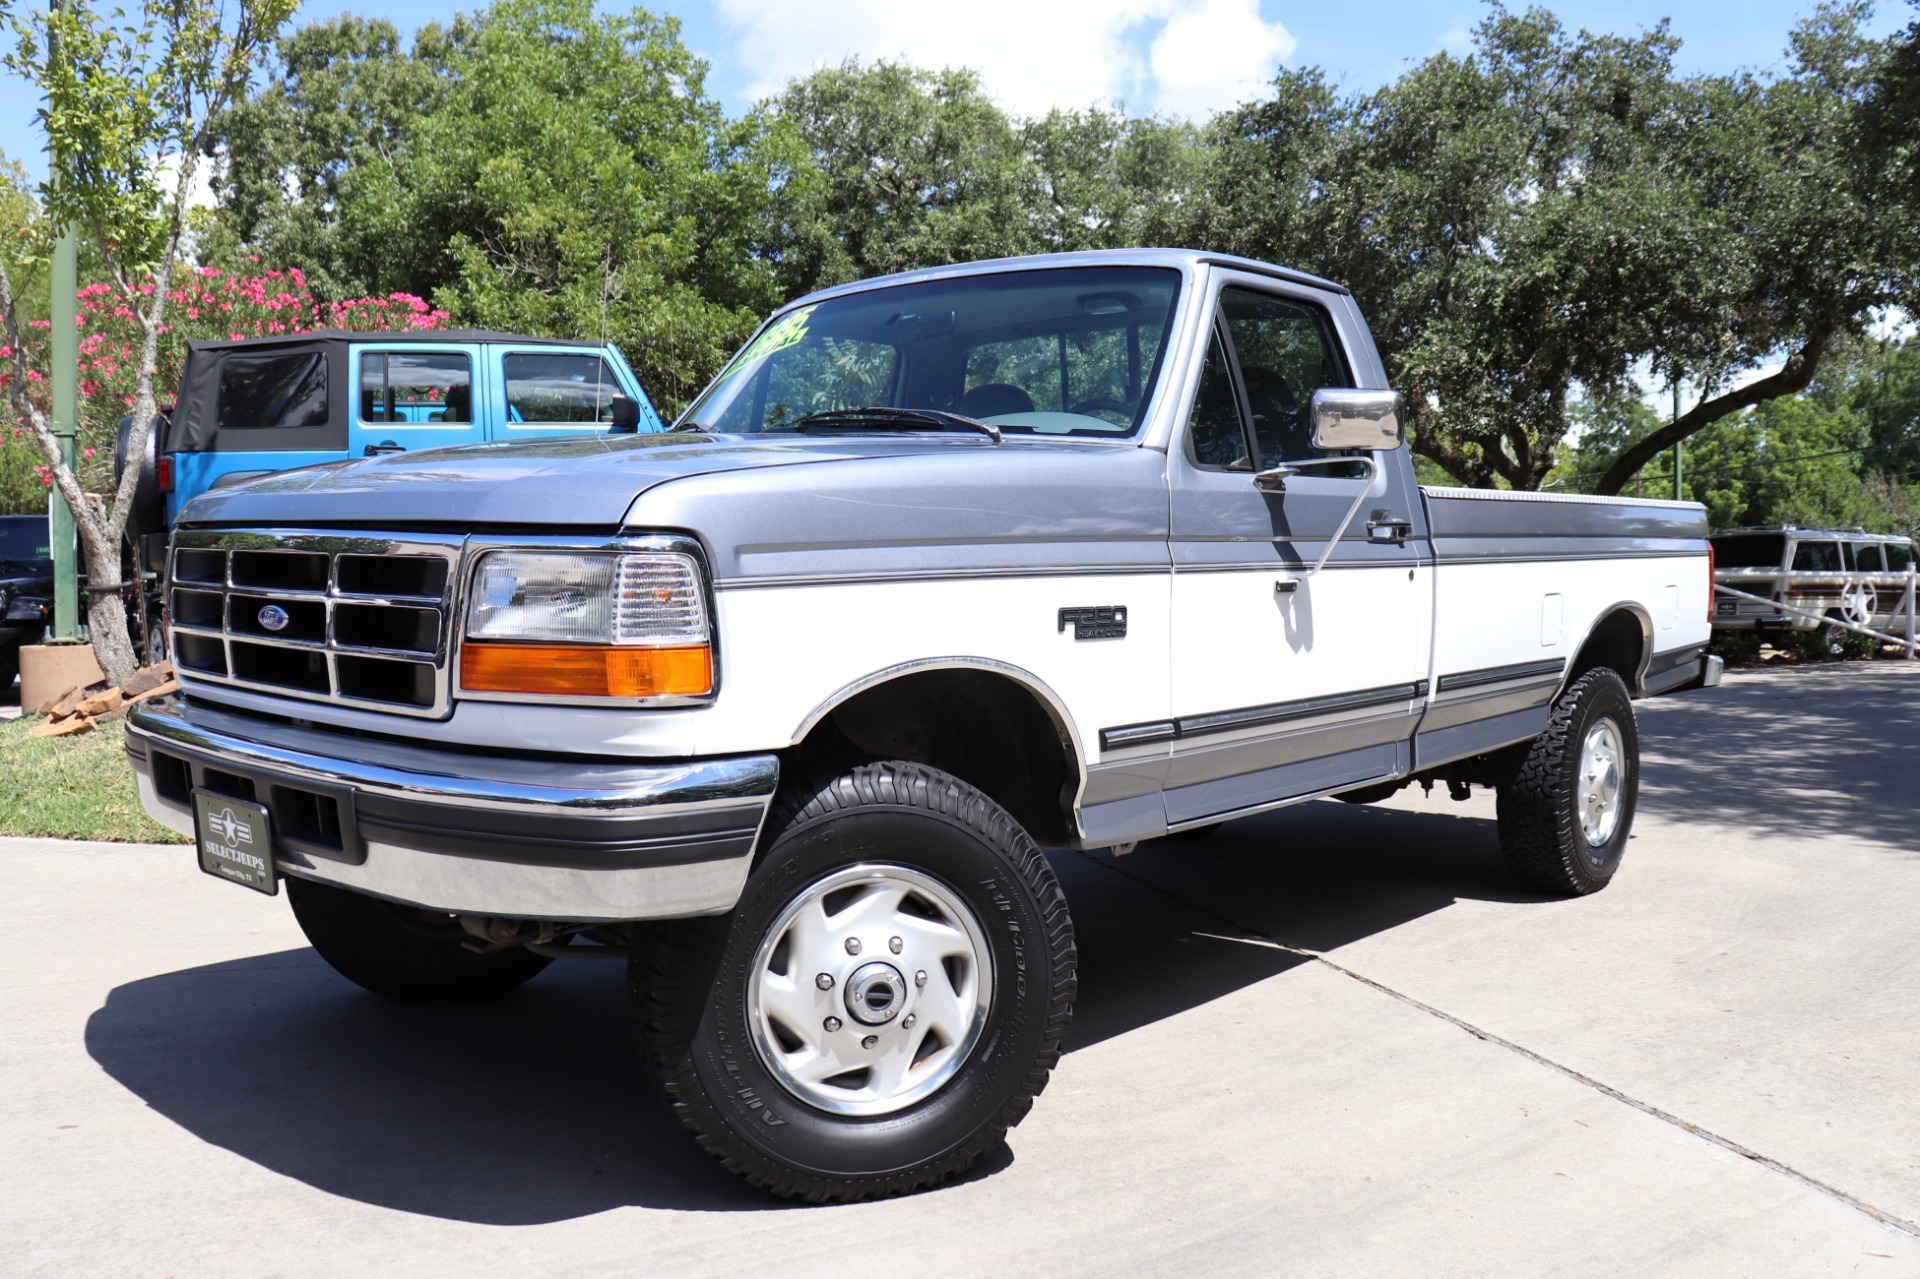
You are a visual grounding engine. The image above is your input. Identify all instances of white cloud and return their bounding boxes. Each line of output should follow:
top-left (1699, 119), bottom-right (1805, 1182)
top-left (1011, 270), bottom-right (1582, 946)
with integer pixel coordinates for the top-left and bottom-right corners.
top-left (713, 0), bottom-right (1293, 120)
top-left (1148, 0), bottom-right (1296, 119)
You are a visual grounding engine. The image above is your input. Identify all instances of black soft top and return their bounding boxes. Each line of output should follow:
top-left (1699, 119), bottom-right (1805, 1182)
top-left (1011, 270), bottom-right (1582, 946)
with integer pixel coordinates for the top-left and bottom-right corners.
top-left (168, 330), bottom-right (609, 453)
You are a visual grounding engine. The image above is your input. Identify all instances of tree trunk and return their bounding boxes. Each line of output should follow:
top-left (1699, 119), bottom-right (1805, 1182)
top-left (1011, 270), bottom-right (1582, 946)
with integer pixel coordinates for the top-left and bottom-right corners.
top-left (1593, 321), bottom-right (1837, 497)
top-left (82, 536), bottom-right (138, 687)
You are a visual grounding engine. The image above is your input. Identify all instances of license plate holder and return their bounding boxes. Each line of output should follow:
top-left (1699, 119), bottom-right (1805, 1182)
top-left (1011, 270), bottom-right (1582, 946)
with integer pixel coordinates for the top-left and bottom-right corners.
top-left (193, 790), bottom-right (278, 895)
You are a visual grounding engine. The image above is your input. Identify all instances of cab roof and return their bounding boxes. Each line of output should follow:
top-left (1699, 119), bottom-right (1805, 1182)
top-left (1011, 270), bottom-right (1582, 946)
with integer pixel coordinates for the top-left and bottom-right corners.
top-left (785, 248), bottom-right (1350, 312)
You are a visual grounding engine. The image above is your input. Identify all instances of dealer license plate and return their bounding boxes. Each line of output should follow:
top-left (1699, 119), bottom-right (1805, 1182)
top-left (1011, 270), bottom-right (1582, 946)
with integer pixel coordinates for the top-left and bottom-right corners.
top-left (193, 791), bottom-right (278, 895)
top-left (1715, 599), bottom-right (1737, 617)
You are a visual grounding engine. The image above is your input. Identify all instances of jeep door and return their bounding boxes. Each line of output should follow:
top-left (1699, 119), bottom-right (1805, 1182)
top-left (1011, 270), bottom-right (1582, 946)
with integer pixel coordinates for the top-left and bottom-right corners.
top-left (1163, 274), bottom-right (1432, 826)
top-left (349, 342), bottom-right (484, 456)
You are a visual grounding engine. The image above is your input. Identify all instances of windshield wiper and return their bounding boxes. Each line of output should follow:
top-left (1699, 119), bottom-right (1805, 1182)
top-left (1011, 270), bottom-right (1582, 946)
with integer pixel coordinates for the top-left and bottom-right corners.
top-left (665, 421), bottom-right (709, 433)
top-left (791, 407), bottom-right (1001, 443)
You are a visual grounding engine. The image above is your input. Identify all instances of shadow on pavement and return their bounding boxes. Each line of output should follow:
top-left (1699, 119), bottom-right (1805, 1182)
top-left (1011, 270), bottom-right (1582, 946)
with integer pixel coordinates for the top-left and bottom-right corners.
top-left (1634, 665), bottom-right (1920, 853)
top-left (86, 795), bottom-right (1527, 1222)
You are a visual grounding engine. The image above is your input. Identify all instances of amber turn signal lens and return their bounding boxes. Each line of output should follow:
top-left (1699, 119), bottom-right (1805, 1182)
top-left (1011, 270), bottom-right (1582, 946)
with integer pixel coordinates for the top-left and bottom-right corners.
top-left (460, 642), bottom-right (712, 698)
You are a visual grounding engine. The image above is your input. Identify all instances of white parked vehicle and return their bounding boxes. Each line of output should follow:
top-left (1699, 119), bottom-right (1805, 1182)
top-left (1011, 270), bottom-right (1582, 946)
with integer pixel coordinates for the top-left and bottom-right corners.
top-left (126, 250), bottom-right (1719, 1201)
top-left (1710, 525), bottom-right (1917, 637)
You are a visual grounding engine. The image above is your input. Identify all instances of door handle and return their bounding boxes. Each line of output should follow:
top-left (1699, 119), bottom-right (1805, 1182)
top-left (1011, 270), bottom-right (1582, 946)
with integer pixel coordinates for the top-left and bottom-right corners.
top-left (364, 440), bottom-right (407, 456)
top-left (1367, 510), bottom-right (1412, 544)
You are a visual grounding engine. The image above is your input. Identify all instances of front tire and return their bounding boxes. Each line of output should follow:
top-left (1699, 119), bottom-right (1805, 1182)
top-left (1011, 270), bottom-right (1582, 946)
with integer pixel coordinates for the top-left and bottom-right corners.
top-left (631, 761), bottom-right (1076, 1202)
top-left (286, 876), bottom-right (554, 1002)
top-left (1496, 667), bottom-right (1639, 896)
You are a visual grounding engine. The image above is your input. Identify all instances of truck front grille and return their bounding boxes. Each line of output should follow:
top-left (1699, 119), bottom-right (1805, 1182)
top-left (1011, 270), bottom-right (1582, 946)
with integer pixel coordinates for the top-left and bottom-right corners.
top-left (169, 530), bottom-right (462, 717)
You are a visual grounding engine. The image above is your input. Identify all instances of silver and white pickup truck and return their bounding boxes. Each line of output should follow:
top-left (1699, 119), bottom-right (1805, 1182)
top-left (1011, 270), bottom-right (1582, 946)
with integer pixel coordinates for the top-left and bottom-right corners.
top-left (125, 249), bottom-right (1720, 1202)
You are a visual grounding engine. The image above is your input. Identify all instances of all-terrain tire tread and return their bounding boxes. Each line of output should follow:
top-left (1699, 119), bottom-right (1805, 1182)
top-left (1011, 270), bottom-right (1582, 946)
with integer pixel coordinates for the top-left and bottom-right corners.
top-left (1495, 667), bottom-right (1635, 897)
top-left (631, 760), bottom-right (1076, 1204)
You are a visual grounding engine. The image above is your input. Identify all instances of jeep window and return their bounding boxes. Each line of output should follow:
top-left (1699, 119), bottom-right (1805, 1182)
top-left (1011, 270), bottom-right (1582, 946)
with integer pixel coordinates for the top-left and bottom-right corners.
top-left (1710, 534), bottom-right (1786, 569)
top-left (360, 352), bottom-right (472, 424)
top-left (216, 352), bottom-right (328, 430)
top-left (1887, 542), bottom-right (1914, 573)
top-left (504, 353), bottom-right (619, 423)
top-left (1853, 543), bottom-right (1885, 572)
top-left (685, 267), bottom-right (1181, 438)
top-left (1792, 540), bottom-right (1841, 572)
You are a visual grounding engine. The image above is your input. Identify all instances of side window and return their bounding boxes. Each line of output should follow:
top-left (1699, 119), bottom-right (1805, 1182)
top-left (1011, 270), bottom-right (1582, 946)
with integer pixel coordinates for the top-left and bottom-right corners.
top-left (1887, 543), bottom-right (1914, 573)
top-left (1853, 543), bottom-right (1885, 572)
top-left (1218, 287), bottom-right (1352, 466)
top-left (360, 352), bottom-right (472, 424)
top-left (1792, 541), bottom-right (1841, 572)
top-left (504, 353), bottom-right (620, 423)
top-left (217, 352), bottom-right (328, 430)
top-left (1187, 327), bottom-right (1251, 470)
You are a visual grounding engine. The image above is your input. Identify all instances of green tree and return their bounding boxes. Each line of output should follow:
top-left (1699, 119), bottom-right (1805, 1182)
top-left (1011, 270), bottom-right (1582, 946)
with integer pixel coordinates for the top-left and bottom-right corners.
top-left (767, 61), bottom-right (1036, 295)
top-left (1188, 5), bottom-right (1919, 494)
top-left (1562, 337), bottom-right (1920, 535)
top-left (1592, 5), bottom-right (1920, 493)
top-left (211, 0), bottom-right (802, 411)
top-left (0, 0), bottom-right (293, 682)
top-left (1019, 108), bottom-right (1201, 252)
top-left (206, 14), bottom-right (455, 302)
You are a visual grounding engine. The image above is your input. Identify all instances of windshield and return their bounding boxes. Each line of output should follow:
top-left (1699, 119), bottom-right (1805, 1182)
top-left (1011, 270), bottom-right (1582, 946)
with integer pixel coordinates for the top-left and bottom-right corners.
top-left (682, 267), bottom-right (1182, 439)
top-left (0, 517), bottom-right (51, 564)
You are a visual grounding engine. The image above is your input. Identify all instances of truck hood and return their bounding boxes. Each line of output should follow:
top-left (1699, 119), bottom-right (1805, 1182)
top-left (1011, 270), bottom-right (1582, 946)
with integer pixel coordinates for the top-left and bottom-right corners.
top-left (176, 431), bottom-right (948, 528)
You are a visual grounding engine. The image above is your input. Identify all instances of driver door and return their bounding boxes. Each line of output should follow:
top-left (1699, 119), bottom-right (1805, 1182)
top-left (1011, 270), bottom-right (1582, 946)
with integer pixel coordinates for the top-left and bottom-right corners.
top-left (1163, 279), bottom-right (1431, 826)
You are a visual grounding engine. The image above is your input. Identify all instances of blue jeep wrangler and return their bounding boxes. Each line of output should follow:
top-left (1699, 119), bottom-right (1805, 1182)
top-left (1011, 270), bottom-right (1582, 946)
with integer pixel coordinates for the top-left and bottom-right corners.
top-left (112, 329), bottom-right (663, 660)
top-left (117, 329), bottom-right (664, 564)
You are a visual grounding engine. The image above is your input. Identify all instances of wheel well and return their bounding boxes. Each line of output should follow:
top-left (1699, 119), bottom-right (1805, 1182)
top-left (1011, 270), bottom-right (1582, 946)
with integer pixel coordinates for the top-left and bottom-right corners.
top-left (1569, 608), bottom-right (1650, 695)
top-left (786, 669), bottom-right (1081, 847)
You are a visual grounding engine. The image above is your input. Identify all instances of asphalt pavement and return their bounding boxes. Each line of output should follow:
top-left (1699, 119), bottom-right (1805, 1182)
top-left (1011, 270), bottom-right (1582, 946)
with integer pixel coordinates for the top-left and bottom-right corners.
top-left (4, 662), bottom-right (1919, 1278)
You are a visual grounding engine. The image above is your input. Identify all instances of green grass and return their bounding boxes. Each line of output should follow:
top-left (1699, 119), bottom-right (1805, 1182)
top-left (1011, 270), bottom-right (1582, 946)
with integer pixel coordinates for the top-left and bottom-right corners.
top-left (0, 715), bottom-right (190, 843)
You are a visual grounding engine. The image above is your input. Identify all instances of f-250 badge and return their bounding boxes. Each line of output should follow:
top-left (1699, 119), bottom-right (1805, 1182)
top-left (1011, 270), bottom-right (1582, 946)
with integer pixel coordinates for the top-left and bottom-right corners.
top-left (1058, 605), bottom-right (1128, 640)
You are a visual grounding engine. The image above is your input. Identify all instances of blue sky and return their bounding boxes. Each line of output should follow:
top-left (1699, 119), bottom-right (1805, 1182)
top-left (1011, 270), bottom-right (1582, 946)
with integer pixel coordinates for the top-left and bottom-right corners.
top-left (2, 0), bottom-right (1913, 185)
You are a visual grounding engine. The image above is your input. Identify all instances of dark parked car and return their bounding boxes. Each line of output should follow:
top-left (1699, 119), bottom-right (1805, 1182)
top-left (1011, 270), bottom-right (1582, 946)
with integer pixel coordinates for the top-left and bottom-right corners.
top-left (0, 513), bottom-right (54, 687)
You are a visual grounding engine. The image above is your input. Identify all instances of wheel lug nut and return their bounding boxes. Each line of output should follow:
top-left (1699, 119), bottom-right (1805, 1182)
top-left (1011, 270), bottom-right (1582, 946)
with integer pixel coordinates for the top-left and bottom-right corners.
top-left (902, 1014), bottom-right (916, 1029)
top-left (889, 936), bottom-right (903, 954)
top-left (845, 937), bottom-right (862, 955)
top-left (861, 1035), bottom-right (878, 1049)
top-left (816, 973), bottom-right (834, 990)
top-left (824, 1016), bottom-right (842, 1032)
top-left (915, 970), bottom-right (928, 987)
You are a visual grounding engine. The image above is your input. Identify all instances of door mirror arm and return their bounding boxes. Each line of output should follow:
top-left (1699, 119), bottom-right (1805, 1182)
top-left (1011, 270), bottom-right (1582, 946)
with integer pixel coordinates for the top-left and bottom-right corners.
top-left (1252, 455), bottom-right (1380, 579)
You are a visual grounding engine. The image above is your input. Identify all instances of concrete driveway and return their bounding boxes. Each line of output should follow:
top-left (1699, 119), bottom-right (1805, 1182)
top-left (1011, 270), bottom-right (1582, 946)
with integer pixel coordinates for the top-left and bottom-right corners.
top-left (4, 663), bottom-right (1918, 1278)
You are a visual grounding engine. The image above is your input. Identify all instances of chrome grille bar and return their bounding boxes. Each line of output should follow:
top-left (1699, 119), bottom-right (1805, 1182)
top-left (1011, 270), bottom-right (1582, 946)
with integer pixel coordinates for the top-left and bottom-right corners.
top-left (168, 530), bottom-right (465, 718)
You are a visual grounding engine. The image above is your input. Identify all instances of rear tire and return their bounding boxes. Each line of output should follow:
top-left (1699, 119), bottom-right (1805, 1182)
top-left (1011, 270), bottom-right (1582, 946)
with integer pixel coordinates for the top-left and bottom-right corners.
top-left (0, 645), bottom-right (17, 690)
top-left (1496, 668), bottom-right (1639, 896)
top-left (286, 876), bottom-right (553, 1002)
top-left (631, 760), bottom-right (1076, 1202)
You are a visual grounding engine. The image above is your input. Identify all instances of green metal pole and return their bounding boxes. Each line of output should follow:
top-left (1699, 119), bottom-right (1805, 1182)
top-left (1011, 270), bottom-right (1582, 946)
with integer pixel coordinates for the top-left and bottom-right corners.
top-left (47, 0), bottom-right (81, 641)
top-left (49, 228), bottom-right (80, 641)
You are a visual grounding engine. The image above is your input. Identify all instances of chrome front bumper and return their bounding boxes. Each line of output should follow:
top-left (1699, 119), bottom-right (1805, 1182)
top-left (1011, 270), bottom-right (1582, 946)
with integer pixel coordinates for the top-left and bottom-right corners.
top-left (126, 699), bottom-right (779, 922)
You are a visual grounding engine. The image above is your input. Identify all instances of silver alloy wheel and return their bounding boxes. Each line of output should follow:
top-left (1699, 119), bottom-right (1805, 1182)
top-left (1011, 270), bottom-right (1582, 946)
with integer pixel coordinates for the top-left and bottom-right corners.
top-left (746, 863), bottom-right (994, 1117)
top-left (1577, 717), bottom-right (1625, 847)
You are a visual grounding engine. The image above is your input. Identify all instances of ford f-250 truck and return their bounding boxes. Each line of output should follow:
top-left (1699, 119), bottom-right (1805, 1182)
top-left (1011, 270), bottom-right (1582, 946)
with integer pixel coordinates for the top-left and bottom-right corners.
top-left (124, 249), bottom-right (1720, 1202)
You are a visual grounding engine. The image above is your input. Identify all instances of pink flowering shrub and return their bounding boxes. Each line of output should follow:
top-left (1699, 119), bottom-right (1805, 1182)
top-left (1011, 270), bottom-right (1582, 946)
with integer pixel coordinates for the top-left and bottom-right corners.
top-left (1, 265), bottom-right (450, 511)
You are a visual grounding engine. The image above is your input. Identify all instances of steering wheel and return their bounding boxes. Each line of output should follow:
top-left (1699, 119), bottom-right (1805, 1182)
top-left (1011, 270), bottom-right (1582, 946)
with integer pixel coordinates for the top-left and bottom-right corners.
top-left (1069, 396), bottom-right (1131, 422)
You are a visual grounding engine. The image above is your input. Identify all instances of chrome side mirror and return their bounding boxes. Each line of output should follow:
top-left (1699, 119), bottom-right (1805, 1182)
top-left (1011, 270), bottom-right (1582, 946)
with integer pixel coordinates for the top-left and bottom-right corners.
top-left (1310, 388), bottom-right (1405, 451)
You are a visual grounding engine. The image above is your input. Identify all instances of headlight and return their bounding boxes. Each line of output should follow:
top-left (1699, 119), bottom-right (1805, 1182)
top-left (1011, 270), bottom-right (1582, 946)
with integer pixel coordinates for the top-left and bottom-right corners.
top-left (459, 550), bottom-right (713, 699)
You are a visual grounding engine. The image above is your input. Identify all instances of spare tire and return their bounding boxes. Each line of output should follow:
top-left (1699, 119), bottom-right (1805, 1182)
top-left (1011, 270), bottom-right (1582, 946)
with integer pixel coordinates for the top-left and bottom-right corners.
top-left (112, 413), bottom-right (166, 547)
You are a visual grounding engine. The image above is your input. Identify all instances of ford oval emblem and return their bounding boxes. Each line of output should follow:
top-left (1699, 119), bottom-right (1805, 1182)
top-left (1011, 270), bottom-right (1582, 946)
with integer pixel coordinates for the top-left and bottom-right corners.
top-left (257, 604), bottom-right (291, 632)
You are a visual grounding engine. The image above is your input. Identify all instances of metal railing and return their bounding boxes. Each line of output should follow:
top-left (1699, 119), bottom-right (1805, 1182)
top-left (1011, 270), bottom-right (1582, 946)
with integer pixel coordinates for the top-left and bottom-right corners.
top-left (1713, 566), bottom-right (1918, 659)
